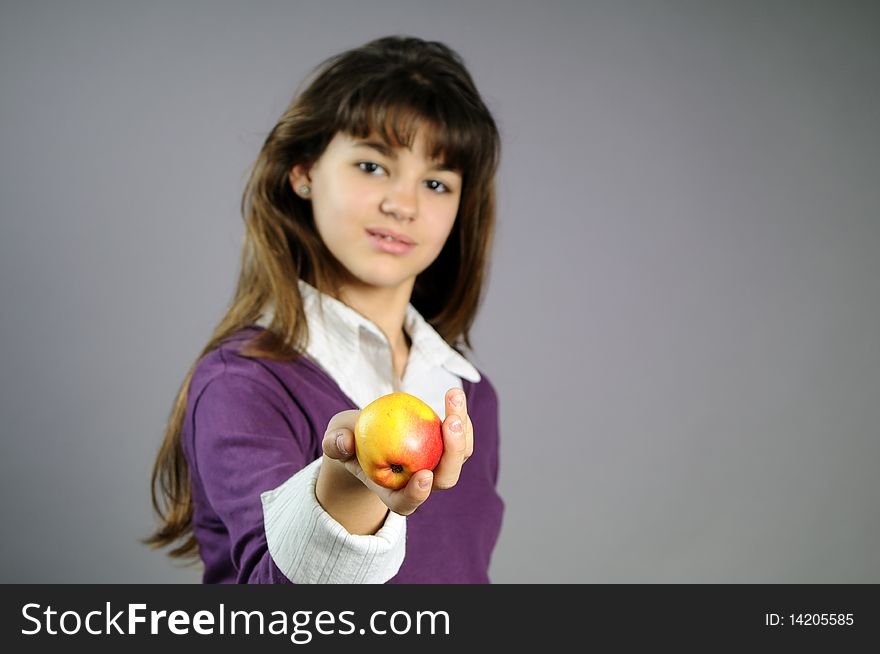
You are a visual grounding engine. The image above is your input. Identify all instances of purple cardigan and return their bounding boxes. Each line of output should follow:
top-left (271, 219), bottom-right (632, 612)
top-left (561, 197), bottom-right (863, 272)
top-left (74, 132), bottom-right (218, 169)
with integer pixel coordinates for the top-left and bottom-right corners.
top-left (181, 326), bottom-right (504, 583)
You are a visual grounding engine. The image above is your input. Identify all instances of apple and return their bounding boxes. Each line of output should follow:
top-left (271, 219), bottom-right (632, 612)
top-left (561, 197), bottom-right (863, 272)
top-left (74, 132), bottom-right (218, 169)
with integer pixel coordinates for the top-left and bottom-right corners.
top-left (353, 392), bottom-right (444, 490)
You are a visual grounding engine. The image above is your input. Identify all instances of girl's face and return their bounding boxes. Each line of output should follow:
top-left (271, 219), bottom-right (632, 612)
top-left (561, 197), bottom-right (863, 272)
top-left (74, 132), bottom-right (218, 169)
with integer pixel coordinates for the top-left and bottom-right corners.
top-left (290, 129), bottom-right (462, 295)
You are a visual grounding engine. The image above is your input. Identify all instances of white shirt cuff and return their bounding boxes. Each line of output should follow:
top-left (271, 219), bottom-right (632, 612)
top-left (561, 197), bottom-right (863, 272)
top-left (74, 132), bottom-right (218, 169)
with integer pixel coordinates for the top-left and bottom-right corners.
top-left (260, 457), bottom-right (406, 583)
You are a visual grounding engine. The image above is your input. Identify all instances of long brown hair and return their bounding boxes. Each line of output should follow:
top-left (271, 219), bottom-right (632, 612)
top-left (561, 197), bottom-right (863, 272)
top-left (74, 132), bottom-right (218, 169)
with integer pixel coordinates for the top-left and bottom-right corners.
top-left (144, 35), bottom-right (501, 561)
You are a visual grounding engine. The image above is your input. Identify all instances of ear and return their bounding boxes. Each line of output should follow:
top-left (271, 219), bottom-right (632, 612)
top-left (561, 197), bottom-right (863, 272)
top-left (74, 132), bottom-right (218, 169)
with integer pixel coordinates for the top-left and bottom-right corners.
top-left (288, 163), bottom-right (313, 198)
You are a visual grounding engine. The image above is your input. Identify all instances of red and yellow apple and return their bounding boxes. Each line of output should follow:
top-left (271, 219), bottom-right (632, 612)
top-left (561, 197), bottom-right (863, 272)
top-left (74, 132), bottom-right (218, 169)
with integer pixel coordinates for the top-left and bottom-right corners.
top-left (353, 392), bottom-right (443, 490)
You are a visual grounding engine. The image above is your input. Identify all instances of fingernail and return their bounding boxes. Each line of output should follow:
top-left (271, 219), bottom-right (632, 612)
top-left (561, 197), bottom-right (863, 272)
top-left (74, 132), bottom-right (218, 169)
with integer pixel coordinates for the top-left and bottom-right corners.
top-left (335, 431), bottom-right (349, 456)
top-left (451, 392), bottom-right (464, 408)
top-left (450, 418), bottom-right (462, 433)
top-left (418, 476), bottom-right (431, 489)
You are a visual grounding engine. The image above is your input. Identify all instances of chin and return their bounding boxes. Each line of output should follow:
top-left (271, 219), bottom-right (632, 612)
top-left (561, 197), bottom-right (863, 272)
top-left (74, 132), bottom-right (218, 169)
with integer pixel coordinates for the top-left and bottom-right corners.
top-left (345, 261), bottom-right (423, 290)
top-left (357, 273), bottom-right (416, 290)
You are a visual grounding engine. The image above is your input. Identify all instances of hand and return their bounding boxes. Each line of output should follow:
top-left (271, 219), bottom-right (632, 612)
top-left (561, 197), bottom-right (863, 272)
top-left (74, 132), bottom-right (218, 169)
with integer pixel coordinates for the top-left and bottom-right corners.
top-left (321, 388), bottom-right (474, 516)
top-left (431, 387), bottom-right (474, 489)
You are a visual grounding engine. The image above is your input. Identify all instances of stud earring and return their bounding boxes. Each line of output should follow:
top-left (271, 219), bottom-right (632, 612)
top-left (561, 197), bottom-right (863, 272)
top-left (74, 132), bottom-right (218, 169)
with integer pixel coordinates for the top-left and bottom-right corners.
top-left (299, 185), bottom-right (311, 196)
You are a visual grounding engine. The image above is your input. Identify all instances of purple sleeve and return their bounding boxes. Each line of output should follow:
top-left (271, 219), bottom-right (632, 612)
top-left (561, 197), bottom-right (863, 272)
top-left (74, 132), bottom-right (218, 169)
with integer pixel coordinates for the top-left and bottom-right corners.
top-left (191, 370), bottom-right (316, 583)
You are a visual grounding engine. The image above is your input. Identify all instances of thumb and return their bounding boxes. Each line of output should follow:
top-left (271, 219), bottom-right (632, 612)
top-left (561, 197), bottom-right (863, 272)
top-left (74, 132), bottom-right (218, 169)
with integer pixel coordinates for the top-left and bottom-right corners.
top-left (322, 428), bottom-right (355, 461)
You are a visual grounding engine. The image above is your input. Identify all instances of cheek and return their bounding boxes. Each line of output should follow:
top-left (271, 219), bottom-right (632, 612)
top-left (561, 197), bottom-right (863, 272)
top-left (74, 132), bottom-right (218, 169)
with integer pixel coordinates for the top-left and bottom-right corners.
top-left (424, 215), bottom-right (458, 260)
top-left (313, 181), bottom-right (369, 233)
top-left (436, 205), bottom-right (459, 241)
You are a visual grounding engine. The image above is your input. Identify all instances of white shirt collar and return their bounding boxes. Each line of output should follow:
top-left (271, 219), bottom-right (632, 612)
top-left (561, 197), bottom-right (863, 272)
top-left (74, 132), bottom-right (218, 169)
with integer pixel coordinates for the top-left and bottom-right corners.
top-left (254, 280), bottom-right (481, 403)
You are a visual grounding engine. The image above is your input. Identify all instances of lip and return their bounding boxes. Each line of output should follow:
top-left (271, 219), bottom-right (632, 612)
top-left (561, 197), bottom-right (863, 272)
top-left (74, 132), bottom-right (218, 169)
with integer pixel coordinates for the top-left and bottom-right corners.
top-left (366, 228), bottom-right (416, 255)
top-left (365, 227), bottom-right (416, 245)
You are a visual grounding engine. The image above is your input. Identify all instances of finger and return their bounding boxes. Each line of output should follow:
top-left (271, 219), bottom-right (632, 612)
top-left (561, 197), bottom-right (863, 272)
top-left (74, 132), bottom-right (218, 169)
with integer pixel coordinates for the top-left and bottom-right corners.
top-left (464, 414), bottom-right (474, 461)
top-left (388, 470), bottom-right (434, 516)
top-left (322, 427), bottom-right (356, 461)
top-left (431, 413), bottom-right (467, 489)
top-left (445, 388), bottom-right (466, 418)
top-left (322, 409), bottom-right (360, 461)
top-left (341, 463), bottom-right (433, 516)
top-left (445, 388), bottom-right (472, 462)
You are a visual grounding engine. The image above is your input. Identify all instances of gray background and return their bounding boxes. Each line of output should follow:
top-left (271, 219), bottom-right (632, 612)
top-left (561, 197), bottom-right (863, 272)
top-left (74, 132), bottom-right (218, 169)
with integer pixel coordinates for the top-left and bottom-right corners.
top-left (1, 0), bottom-right (877, 583)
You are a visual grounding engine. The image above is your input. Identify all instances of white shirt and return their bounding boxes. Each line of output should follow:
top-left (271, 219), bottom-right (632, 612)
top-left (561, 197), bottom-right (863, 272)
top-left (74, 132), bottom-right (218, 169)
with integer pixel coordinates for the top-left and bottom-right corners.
top-left (258, 279), bottom-right (481, 584)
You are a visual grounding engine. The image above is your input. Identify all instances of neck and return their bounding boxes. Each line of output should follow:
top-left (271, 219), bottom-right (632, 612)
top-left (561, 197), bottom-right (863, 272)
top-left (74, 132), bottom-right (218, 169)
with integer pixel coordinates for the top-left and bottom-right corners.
top-left (335, 279), bottom-right (414, 353)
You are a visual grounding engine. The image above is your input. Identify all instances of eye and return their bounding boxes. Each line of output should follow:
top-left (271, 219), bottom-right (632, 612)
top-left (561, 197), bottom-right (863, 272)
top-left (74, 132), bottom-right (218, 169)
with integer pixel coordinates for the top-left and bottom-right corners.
top-left (426, 180), bottom-right (451, 194)
top-left (357, 161), bottom-right (386, 176)
top-left (358, 162), bottom-right (453, 194)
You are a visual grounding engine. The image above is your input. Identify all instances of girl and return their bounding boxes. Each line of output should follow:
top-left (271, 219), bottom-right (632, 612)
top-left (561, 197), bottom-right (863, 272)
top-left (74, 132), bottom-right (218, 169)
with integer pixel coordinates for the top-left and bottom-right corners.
top-left (145, 35), bottom-right (503, 583)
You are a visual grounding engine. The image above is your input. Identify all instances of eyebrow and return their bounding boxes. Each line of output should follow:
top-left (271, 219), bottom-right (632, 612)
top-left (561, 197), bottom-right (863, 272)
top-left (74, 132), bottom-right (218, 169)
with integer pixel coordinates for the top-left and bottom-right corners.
top-left (352, 140), bottom-right (460, 174)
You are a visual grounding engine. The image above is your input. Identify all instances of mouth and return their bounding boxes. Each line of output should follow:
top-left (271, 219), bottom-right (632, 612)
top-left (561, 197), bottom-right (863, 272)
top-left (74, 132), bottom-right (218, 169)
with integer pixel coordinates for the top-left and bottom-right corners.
top-left (365, 228), bottom-right (416, 245)
top-left (365, 228), bottom-right (416, 255)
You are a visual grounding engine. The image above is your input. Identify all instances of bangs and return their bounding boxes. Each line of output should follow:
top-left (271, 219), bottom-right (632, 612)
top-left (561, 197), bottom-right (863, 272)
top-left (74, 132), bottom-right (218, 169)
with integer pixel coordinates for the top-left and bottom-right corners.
top-left (334, 78), bottom-right (490, 177)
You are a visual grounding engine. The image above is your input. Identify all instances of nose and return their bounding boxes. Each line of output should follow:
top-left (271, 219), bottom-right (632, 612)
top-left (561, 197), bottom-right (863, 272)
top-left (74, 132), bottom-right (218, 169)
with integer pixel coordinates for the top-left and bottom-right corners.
top-left (380, 180), bottom-right (417, 222)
